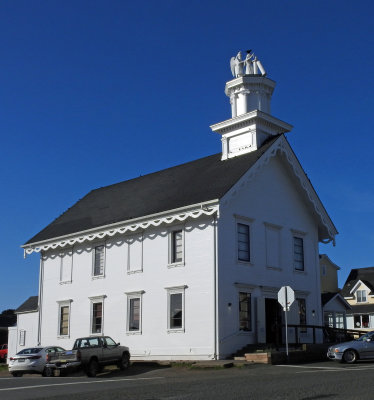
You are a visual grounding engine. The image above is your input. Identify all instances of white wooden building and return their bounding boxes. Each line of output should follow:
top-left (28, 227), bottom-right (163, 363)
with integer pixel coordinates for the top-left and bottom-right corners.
top-left (10, 53), bottom-right (337, 360)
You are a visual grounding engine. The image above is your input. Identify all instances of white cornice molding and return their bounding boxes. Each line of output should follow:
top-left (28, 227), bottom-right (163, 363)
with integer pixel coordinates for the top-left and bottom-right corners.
top-left (23, 201), bottom-right (219, 256)
top-left (210, 110), bottom-right (293, 136)
top-left (221, 135), bottom-right (337, 244)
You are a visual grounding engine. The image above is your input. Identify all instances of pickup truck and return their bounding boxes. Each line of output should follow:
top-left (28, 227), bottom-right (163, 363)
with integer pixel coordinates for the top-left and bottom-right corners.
top-left (46, 336), bottom-right (130, 377)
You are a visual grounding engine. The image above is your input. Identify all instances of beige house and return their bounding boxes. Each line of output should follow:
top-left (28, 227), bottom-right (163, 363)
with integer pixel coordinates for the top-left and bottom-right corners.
top-left (341, 267), bottom-right (374, 330)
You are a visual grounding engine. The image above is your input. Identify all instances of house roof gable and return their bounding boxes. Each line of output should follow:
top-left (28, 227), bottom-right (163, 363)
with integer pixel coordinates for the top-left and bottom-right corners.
top-left (341, 267), bottom-right (374, 298)
top-left (15, 296), bottom-right (39, 314)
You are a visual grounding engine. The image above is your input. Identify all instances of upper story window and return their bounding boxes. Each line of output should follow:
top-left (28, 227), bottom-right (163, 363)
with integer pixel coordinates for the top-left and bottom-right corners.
top-left (169, 228), bottom-right (184, 266)
top-left (356, 289), bottom-right (367, 303)
top-left (237, 223), bottom-right (250, 262)
top-left (60, 250), bottom-right (73, 283)
top-left (93, 245), bottom-right (105, 277)
top-left (293, 237), bottom-right (304, 271)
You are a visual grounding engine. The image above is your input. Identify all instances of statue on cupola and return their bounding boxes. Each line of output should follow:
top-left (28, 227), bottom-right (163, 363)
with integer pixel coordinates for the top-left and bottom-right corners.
top-left (230, 50), bottom-right (266, 78)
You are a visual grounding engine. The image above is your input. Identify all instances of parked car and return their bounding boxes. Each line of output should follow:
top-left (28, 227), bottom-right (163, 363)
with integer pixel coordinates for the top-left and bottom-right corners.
top-left (46, 336), bottom-right (130, 377)
top-left (327, 331), bottom-right (374, 364)
top-left (0, 344), bottom-right (7, 362)
top-left (8, 346), bottom-right (66, 377)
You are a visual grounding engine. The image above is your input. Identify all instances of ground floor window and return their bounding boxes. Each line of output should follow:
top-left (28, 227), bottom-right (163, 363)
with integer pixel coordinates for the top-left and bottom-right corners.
top-left (59, 305), bottom-right (70, 336)
top-left (126, 291), bottom-right (144, 333)
top-left (19, 330), bottom-right (26, 346)
top-left (89, 295), bottom-right (106, 335)
top-left (166, 286), bottom-right (186, 331)
top-left (324, 312), bottom-right (333, 327)
top-left (297, 298), bottom-right (307, 333)
top-left (354, 314), bottom-right (370, 328)
top-left (239, 292), bottom-right (251, 331)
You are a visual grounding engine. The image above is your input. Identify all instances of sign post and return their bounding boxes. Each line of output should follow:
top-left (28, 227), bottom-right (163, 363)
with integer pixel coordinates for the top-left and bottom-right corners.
top-left (277, 286), bottom-right (295, 359)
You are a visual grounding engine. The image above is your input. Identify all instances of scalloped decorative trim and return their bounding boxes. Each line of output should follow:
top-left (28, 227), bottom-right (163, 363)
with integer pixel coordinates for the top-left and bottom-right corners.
top-left (24, 205), bottom-right (219, 256)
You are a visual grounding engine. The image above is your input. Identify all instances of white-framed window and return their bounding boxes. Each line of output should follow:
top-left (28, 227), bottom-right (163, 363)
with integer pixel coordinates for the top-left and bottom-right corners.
top-left (125, 291), bottom-right (144, 334)
top-left (354, 314), bottom-right (370, 328)
top-left (356, 289), bottom-right (367, 303)
top-left (60, 250), bottom-right (73, 283)
top-left (92, 244), bottom-right (105, 277)
top-left (166, 286), bottom-right (187, 332)
top-left (264, 222), bottom-right (282, 270)
top-left (237, 223), bottom-right (250, 262)
top-left (239, 292), bottom-right (252, 331)
top-left (57, 300), bottom-right (72, 337)
top-left (19, 330), bottom-right (26, 346)
top-left (293, 236), bottom-right (304, 271)
top-left (168, 227), bottom-right (184, 266)
top-left (89, 295), bottom-right (106, 335)
top-left (297, 298), bottom-right (307, 333)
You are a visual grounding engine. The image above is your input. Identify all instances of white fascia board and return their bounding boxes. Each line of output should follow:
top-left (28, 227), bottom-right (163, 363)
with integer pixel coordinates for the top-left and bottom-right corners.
top-left (349, 279), bottom-right (370, 294)
top-left (22, 199), bottom-right (219, 255)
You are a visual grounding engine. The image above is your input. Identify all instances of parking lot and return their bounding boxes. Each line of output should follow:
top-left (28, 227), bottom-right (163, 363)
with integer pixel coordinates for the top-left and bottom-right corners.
top-left (1, 360), bottom-right (374, 400)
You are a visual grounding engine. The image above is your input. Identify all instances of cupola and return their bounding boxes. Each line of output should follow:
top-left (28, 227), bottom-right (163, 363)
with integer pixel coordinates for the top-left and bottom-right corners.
top-left (210, 50), bottom-right (293, 160)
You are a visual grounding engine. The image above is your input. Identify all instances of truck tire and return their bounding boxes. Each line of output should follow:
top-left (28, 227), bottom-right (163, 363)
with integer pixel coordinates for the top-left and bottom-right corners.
top-left (42, 367), bottom-right (54, 377)
top-left (118, 352), bottom-right (130, 370)
top-left (87, 359), bottom-right (99, 377)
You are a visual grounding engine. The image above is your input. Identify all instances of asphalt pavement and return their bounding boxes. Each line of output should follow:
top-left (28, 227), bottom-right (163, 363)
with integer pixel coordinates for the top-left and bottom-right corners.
top-left (1, 361), bottom-right (374, 400)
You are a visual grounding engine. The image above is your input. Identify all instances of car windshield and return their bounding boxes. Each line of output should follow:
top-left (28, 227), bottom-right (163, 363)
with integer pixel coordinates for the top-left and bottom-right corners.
top-left (356, 332), bottom-right (374, 342)
top-left (17, 348), bottom-right (43, 355)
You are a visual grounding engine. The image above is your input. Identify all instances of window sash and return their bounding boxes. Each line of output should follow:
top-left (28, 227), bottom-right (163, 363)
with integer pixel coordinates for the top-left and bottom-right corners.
top-left (59, 306), bottom-right (70, 336)
top-left (94, 245), bottom-right (105, 276)
top-left (293, 237), bottom-right (304, 270)
top-left (239, 292), bottom-right (251, 331)
top-left (129, 297), bottom-right (141, 332)
top-left (19, 330), bottom-right (26, 346)
top-left (298, 298), bottom-right (307, 332)
top-left (169, 292), bottom-right (183, 329)
top-left (357, 290), bottom-right (367, 303)
top-left (92, 302), bottom-right (103, 334)
top-left (237, 223), bottom-right (250, 262)
top-left (171, 230), bottom-right (183, 263)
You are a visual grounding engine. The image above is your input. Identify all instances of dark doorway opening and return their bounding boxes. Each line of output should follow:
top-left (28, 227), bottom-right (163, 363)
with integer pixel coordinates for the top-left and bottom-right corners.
top-left (265, 298), bottom-right (283, 346)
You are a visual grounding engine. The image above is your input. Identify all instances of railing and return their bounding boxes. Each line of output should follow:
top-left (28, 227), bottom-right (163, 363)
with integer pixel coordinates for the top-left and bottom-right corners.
top-left (283, 324), bottom-right (368, 345)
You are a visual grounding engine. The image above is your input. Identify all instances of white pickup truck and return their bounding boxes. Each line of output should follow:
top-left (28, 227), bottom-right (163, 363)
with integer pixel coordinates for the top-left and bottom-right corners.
top-left (46, 336), bottom-right (130, 377)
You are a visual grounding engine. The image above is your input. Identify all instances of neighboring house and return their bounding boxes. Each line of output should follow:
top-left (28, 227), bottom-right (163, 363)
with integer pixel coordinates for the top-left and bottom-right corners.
top-left (0, 312), bottom-right (16, 347)
top-left (341, 267), bottom-right (374, 330)
top-left (320, 254), bottom-right (350, 330)
top-left (11, 54), bottom-right (338, 360)
top-left (8, 296), bottom-right (39, 359)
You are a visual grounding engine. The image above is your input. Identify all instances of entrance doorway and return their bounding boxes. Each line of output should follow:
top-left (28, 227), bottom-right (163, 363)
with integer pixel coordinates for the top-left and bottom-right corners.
top-left (265, 298), bottom-right (283, 346)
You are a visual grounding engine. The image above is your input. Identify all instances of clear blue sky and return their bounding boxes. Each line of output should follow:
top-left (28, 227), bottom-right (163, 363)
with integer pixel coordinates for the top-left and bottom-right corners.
top-left (1, 0), bottom-right (373, 310)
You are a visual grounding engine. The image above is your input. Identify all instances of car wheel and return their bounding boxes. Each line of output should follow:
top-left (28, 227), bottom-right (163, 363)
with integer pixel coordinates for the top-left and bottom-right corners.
top-left (343, 349), bottom-right (358, 364)
top-left (11, 372), bottom-right (23, 377)
top-left (87, 359), bottom-right (99, 377)
top-left (118, 353), bottom-right (130, 370)
top-left (42, 367), bottom-right (54, 377)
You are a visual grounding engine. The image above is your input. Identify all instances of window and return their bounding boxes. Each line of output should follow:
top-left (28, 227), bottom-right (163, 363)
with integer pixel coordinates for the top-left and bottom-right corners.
top-left (126, 291), bottom-right (144, 333)
top-left (354, 314), bottom-right (370, 328)
top-left (19, 330), bottom-right (26, 346)
top-left (59, 304), bottom-right (70, 336)
top-left (335, 313), bottom-right (344, 329)
top-left (166, 286), bottom-right (186, 331)
top-left (169, 228), bottom-right (184, 265)
top-left (293, 237), bottom-right (304, 271)
top-left (324, 312), bottom-right (334, 327)
top-left (297, 299), bottom-right (307, 333)
top-left (356, 289), bottom-right (367, 303)
top-left (92, 302), bottom-right (103, 334)
top-left (127, 234), bottom-right (143, 273)
top-left (89, 296), bottom-right (106, 334)
top-left (93, 245), bottom-right (105, 277)
top-left (60, 250), bottom-right (73, 283)
top-left (239, 292), bottom-right (251, 331)
top-left (237, 223), bottom-right (250, 262)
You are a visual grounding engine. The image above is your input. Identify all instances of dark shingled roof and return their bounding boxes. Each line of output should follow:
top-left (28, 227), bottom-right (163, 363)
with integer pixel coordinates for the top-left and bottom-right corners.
top-left (15, 296), bottom-right (39, 314)
top-left (25, 136), bottom-right (280, 245)
top-left (347, 304), bottom-right (374, 314)
top-left (340, 267), bottom-right (374, 298)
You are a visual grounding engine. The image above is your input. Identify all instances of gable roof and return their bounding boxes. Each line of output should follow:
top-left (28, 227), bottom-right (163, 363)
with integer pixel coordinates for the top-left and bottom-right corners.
top-left (321, 292), bottom-right (351, 309)
top-left (15, 296), bottom-right (39, 314)
top-left (341, 267), bottom-right (374, 297)
top-left (25, 136), bottom-right (280, 245)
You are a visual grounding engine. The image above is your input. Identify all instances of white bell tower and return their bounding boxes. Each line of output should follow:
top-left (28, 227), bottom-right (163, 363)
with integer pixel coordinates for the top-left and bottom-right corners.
top-left (210, 50), bottom-right (293, 160)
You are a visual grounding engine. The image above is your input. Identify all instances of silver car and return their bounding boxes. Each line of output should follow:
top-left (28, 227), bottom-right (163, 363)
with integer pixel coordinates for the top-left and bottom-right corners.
top-left (9, 346), bottom-right (65, 377)
top-left (327, 331), bottom-right (374, 364)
